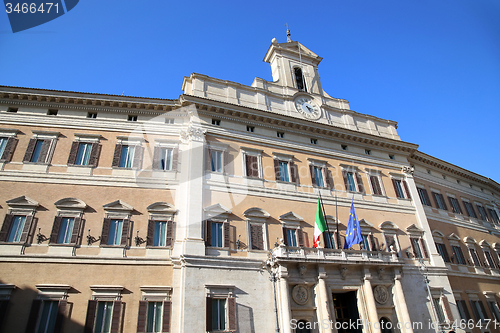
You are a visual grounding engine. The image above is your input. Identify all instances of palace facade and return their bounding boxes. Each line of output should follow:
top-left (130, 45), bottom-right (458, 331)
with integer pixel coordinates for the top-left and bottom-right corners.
top-left (0, 37), bottom-right (499, 333)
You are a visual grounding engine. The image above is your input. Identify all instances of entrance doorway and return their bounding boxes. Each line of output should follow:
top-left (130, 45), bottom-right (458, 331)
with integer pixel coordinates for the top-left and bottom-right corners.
top-left (296, 320), bottom-right (312, 333)
top-left (332, 291), bottom-right (362, 333)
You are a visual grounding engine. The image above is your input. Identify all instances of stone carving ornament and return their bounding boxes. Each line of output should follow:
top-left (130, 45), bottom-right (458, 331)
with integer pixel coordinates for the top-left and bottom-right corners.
top-left (292, 285), bottom-right (309, 305)
top-left (373, 285), bottom-right (389, 305)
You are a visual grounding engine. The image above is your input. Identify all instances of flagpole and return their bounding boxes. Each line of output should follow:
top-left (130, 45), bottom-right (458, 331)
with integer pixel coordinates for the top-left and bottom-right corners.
top-left (335, 189), bottom-right (339, 249)
top-left (318, 192), bottom-right (332, 248)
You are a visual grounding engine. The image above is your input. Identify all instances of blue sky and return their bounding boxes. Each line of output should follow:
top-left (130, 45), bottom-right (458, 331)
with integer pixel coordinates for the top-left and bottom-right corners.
top-left (1, 0), bottom-right (499, 182)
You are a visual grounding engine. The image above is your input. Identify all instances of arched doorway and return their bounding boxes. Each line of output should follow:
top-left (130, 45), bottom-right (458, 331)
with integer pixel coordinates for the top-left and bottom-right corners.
top-left (380, 317), bottom-right (393, 333)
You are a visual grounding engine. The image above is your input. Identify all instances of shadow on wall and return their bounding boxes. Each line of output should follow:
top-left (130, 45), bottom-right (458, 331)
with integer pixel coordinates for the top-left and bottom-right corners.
top-left (0, 278), bottom-right (86, 333)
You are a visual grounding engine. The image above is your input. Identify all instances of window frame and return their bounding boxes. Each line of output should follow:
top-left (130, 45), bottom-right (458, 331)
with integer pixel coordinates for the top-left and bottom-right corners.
top-left (308, 159), bottom-right (333, 189)
top-left (341, 166), bottom-right (365, 194)
top-left (242, 148), bottom-right (262, 179)
top-left (205, 285), bottom-right (237, 333)
top-left (0, 196), bottom-right (39, 245)
top-left (417, 187), bottom-right (432, 206)
top-left (431, 191), bottom-right (448, 210)
top-left (447, 196), bottom-right (463, 214)
top-left (137, 286), bottom-right (172, 333)
top-left (0, 129), bottom-right (18, 163)
top-left (23, 131), bottom-right (59, 165)
top-left (86, 286), bottom-right (124, 333)
top-left (112, 137), bottom-right (145, 170)
top-left (366, 169), bottom-right (384, 196)
top-left (273, 154), bottom-right (298, 184)
top-left (152, 141), bottom-right (179, 172)
top-left (462, 200), bottom-right (478, 219)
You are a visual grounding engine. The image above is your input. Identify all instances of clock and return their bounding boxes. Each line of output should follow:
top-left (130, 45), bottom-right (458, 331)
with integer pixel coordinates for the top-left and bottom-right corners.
top-left (294, 96), bottom-right (321, 120)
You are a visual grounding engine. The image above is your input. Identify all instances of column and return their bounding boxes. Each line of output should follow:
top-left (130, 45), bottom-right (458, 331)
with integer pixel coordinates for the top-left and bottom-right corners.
top-left (279, 268), bottom-right (292, 333)
top-left (316, 267), bottom-right (333, 333)
top-left (363, 269), bottom-right (382, 333)
top-left (393, 270), bottom-right (414, 333)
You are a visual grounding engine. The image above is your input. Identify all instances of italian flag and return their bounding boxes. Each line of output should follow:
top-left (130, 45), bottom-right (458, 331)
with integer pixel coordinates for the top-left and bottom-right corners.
top-left (314, 198), bottom-right (327, 248)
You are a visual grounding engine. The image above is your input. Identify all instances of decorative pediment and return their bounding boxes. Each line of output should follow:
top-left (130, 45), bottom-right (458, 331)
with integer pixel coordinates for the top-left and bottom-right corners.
top-left (406, 224), bottom-right (424, 237)
top-left (243, 207), bottom-right (270, 220)
top-left (463, 236), bottom-right (477, 245)
top-left (204, 203), bottom-right (232, 221)
top-left (493, 242), bottom-right (500, 251)
top-left (432, 230), bottom-right (445, 238)
top-left (380, 221), bottom-right (398, 231)
top-left (279, 211), bottom-right (304, 225)
top-left (359, 219), bottom-right (374, 232)
top-left (479, 240), bottom-right (491, 248)
top-left (103, 200), bottom-right (134, 212)
top-left (6, 196), bottom-right (39, 209)
top-left (147, 202), bottom-right (176, 214)
top-left (54, 198), bottom-right (87, 211)
top-left (447, 233), bottom-right (461, 241)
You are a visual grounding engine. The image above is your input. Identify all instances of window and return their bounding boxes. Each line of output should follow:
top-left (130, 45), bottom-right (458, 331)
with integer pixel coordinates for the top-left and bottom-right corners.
top-left (128, 115), bottom-right (138, 121)
top-left (294, 67), bottom-right (307, 92)
top-left (463, 201), bottom-right (477, 218)
top-left (277, 132), bottom-right (284, 138)
top-left (361, 234), bottom-right (377, 251)
top-left (476, 204), bottom-right (488, 221)
top-left (211, 119), bottom-right (220, 126)
top-left (389, 154), bottom-right (395, 160)
top-left (211, 298), bottom-right (226, 331)
top-left (249, 224), bottom-right (264, 250)
top-left (469, 248), bottom-right (481, 266)
top-left (55, 217), bottom-right (76, 244)
top-left (452, 245), bottom-right (466, 265)
top-left (410, 237), bottom-right (428, 259)
top-left (147, 220), bottom-right (174, 247)
top-left (310, 138), bottom-right (317, 144)
top-left (448, 197), bottom-right (463, 214)
top-left (137, 287), bottom-right (172, 333)
top-left (87, 112), bottom-right (97, 119)
top-left (489, 301), bottom-right (500, 321)
top-left (324, 231), bottom-right (340, 249)
top-left (417, 187), bottom-right (432, 206)
top-left (433, 298), bottom-right (446, 322)
top-left (206, 295), bottom-right (236, 333)
top-left (100, 218), bottom-right (130, 247)
top-left (47, 109), bottom-right (58, 116)
top-left (25, 299), bottom-right (67, 333)
top-left (0, 135), bottom-right (18, 162)
top-left (6, 215), bottom-right (26, 242)
top-left (85, 300), bottom-right (122, 333)
top-left (282, 227), bottom-right (304, 247)
top-left (342, 170), bottom-right (364, 193)
top-left (365, 149), bottom-right (371, 155)
top-left (68, 135), bottom-right (102, 168)
top-left (165, 118), bottom-right (174, 124)
top-left (7, 107), bottom-right (17, 113)
top-left (457, 300), bottom-right (472, 321)
top-left (112, 143), bottom-right (144, 169)
top-left (243, 153), bottom-right (261, 178)
top-left (274, 157), bottom-right (298, 184)
top-left (432, 192), bottom-right (448, 210)
top-left (310, 165), bottom-right (328, 188)
top-left (383, 233), bottom-right (400, 255)
top-left (75, 143), bottom-right (93, 165)
top-left (152, 146), bottom-right (178, 172)
top-left (210, 150), bottom-right (223, 173)
top-left (392, 179), bottom-right (411, 199)
top-left (205, 220), bottom-right (229, 248)
top-left (435, 243), bottom-right (450, 262)
top-left (487, 208), bottom-right (499, 225)
top-left (36, 300), bottom-right (59, 333)
top-left (23, 137), bottom-right (57, 164)
top-left (470, 300), bottom-right (488, 322)
top-left (369, 175), bottom-right (383, 196)
top-left (341, 145), bottom-right (348, 150)
top-left (484, 250), bottom-right (496, 269)
top-left (247, 126), bottom-right (254, 132)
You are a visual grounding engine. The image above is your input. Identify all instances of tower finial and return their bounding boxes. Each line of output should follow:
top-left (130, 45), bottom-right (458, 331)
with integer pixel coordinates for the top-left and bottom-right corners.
top-left (286, 24), bottom-right (291, 43)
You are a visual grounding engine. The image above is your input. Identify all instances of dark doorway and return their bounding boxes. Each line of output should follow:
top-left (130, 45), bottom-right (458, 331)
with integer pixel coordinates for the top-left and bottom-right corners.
top-left (296, 319), bottom-right (312, 333)
top-left (332, 291), bottom-right (362, 333)
top-left (380, 317), bottom-right (393, 333)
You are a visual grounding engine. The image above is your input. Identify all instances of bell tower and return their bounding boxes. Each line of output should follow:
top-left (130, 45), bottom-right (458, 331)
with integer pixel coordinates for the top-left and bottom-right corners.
top-left (263, 30), bottom-right (325, 96)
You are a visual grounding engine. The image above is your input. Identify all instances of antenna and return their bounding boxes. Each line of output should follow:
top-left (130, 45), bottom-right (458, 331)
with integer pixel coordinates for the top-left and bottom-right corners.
top-left (285, 23), bottom-right (291, 43)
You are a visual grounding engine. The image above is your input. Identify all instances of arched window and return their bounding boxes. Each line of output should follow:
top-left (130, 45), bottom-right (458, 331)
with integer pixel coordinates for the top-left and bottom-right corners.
top-left (296, 320), bottom-right (312, 333)
top-left (294, 67), bottom-right (307, 92)
top-left (380, 317), bottom-right (393, 333)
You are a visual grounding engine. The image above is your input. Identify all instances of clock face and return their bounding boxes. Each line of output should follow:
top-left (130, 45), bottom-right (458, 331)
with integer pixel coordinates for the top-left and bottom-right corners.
top-left (294, 96), bottom-right (321, 120)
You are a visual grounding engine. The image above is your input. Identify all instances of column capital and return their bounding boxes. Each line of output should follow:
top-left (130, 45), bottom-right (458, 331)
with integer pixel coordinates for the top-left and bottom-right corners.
top-left (363, 267), bottom-right (372, 281)
top-left (318, 265), bottom-right (327, 279)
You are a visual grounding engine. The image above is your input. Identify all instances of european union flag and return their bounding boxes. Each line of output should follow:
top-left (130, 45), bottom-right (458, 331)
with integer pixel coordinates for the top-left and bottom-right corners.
top-left (344, 198), bottom-right (362, 249)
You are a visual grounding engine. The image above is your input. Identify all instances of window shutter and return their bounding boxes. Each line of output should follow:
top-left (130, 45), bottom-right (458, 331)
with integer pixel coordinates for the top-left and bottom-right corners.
top-left (205, 220), bottom-right (212, 247)
top-left (0, 214), bottom-right (14, 242)
top-left (23, 138), bottom-right (37, 162)
top-left (54, 300), bottom-right (67, 333)
top-left (250, 224), bottom-right (263, 250)
top-left (440, 296), bottom-right (453, 321)
top-left (402, 181), bottom-right (411, 199)
top-left (247, 155), bottom-right (259, 178)
top-left (342, 171), bottom-right (349, 191)
top-left (223, 150), bottom-right (230, 174)
top-left (369, 234), bottom-right (376, 251)
top-left (439, 194), bottom-right (448, 210)
top-left (391, 179), bottom-right (399, 197)
top-left (282, 228), bottom-right (289, 246)
top-left (309, 165), bottom-right (316, 186)
top-left (172, 147), bottom-right (179, 171)
top-left (297, 228), bottom-right (305, 247)
top-left (67, 141), bottom-right (79, 165)
top-left (0, 299), bottom-right (10, 330)
top-left (274, 159), bottom-right (280, 181)
top-left (290, 161), bottom-right (298, 184)
top-left (120, 219), bottom-right (131, 246)
top-left (166, 221), bottom-right (174, 247)
top-left (420, 239), bottom-right (429, 258)
top-left (206, 149), bottom-right (212, 171)
top-left (410, 238), bottom-right (418, 258)
top-left (110, 300), bottom-right (122, 333)
top-left (245, 154), bottom-right (252, 177)
top-left (1, 137), bottom-right (18, 161)
top-left (19, 216), bottom-right (36, 244)
top-left (70, 218), bottom-right (83, 244)
top-left (460, 300), bottom-right (472, 320)
top-left (49, 216), bottom-right (63, 244)
top-left (162, 300), bottom-right (172, 333)
top-left (479, 301), bottom-right (489, 319)
top-left (133, 146), bottom-right (144, 169)
top-left (370, 176), bottom-right (382, 195)
top-left (227, 296), bottom-right (237, 332)
top-left (147, 220), bottom-right (155, 247)
top-left (422, 189), bottom-right (431, 207)
top-left (136, 300), bottom-right (147, 333)
top-left (432, 193), bottom-right (441, 209)
top-left (355, 172), bottom-right (365, 193)
top-left (373, 236), bottom-right (380, 252)
top-left (447, 197), bottom-right (455, 213)
top-left (152, 146), bottom-right (161, 170)
top-left (112, 144), bottom-right (122, 167)
top-left (206, 297), bottom-right (212, 332)
top-left (38, 139), bottom-right (52, 164)
top-left (25, 299), bottom-right (42, 333)
top-left (224, 222), bottom-right (230, 248)
top-left (100, 218), bottom-right (111, 245)
top-left (88, 143), bottom-right (102, 168)
top-left (325, 168), bottom-right (334, 189)
top-left (84, 300), bottom-right (98, 333)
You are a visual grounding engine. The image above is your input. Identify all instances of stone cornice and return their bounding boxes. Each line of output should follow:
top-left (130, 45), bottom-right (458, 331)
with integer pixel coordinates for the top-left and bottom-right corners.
top-left (183, 95), bottom-right (418, 154)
